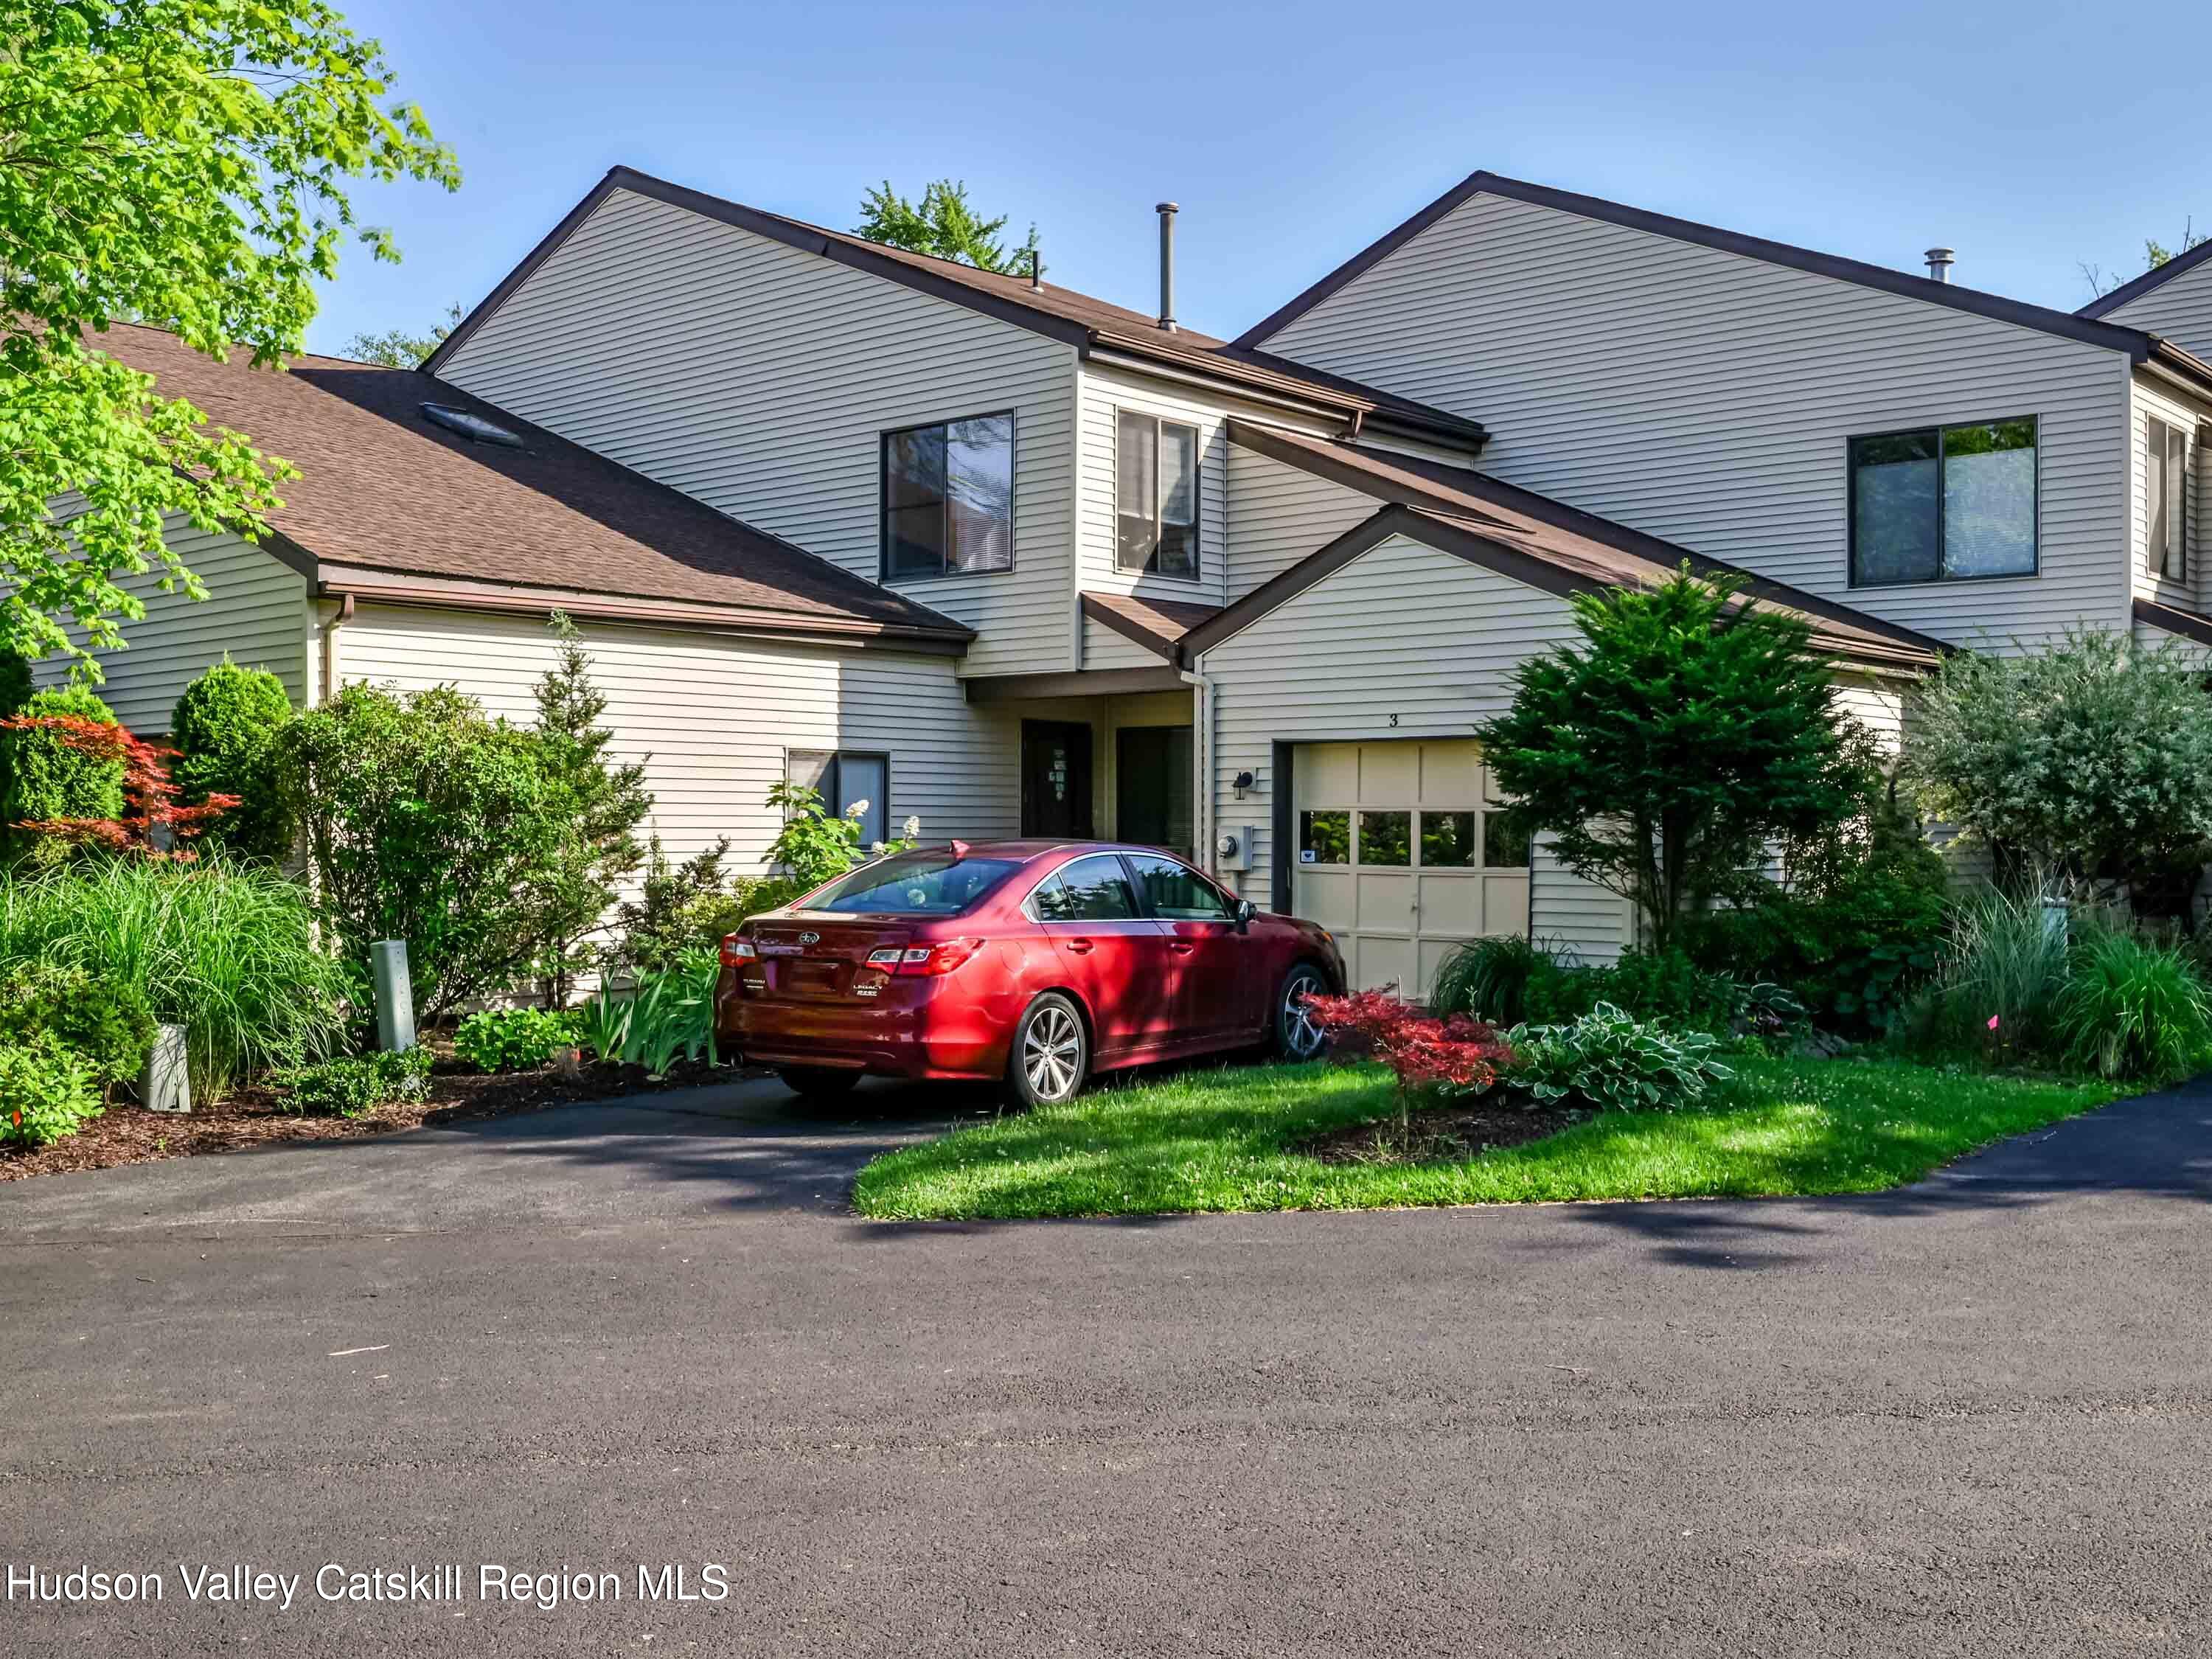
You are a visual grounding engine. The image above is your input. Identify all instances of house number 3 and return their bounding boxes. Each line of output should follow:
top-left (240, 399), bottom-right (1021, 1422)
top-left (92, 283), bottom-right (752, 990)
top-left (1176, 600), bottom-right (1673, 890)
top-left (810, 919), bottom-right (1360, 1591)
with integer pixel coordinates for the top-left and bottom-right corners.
top-left (1387, 714), bottom-right (1399, 728)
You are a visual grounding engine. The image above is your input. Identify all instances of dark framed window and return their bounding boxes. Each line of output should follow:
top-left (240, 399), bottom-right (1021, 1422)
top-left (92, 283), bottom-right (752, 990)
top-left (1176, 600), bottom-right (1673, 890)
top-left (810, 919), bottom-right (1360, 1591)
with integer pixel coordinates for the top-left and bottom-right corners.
top-left (787, 749), bottom-right (890, 849)
top-left (2149, 414), bottom-right (2190, 583)
top-left (1848, 416), bottom-right (2037, 586)
top-left (880, 411), bottom-right (1014, 581)
top-left (1122, 852), bottom-right (1232, 920)
top-left (1030, 855), bottom-right (1142, 922)
top-left (1115, 411), bottom-right (1200, 579)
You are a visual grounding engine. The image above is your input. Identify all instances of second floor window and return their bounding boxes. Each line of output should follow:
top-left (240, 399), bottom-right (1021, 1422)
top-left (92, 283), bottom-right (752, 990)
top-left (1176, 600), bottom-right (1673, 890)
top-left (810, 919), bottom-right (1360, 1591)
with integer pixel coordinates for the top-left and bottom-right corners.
top-left (1849, 416), bottom-right (2037, 586)
top-left (882, 411), bottom-right (1014, 580)
top-left (2148, 414), bottom-right (2190, 584)
top-left (1116, 411), bottom-right (1200, 579)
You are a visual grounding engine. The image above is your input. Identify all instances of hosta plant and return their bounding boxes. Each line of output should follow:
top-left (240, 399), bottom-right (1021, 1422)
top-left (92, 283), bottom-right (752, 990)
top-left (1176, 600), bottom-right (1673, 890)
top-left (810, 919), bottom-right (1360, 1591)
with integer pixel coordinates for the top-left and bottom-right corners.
top-left (1502, 1002), bottom-right (1733, 1111)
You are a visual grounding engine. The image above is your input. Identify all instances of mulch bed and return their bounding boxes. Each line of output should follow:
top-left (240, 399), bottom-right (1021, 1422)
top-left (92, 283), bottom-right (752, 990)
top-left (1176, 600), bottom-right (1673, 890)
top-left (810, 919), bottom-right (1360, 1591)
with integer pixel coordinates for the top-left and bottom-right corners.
top-left (0, 1055), bottom-right (757, 1183)
top-left (1298, 1096), bottom-right (1589, 1166)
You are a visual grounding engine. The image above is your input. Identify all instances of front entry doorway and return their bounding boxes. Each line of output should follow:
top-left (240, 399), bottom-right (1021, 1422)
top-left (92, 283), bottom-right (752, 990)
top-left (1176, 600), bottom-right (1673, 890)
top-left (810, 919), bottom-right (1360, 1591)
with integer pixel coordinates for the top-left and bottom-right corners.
top-left (1115, 724), bottom-right (1194, 860)
top-left (1020, 720), bottom-right (1095, 839)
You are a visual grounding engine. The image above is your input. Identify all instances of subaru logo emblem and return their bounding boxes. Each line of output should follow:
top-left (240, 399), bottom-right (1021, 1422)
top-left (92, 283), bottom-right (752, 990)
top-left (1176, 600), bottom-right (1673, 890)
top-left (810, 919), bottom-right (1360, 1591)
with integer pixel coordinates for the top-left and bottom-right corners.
top-left (798, 931), bottom-right (820, 945)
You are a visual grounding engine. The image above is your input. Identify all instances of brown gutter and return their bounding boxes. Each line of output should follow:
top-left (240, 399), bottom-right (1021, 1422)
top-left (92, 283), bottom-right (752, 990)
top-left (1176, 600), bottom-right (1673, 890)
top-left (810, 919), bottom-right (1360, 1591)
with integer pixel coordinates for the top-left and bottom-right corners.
top-left (317, 566), bottom-right (974, 654)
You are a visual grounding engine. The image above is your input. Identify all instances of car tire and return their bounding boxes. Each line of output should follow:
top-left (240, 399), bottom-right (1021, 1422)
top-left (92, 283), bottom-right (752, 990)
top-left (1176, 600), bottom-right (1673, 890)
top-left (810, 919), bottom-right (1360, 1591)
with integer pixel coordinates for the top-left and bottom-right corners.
top-left (778, 1065), bottom-right (861, 1102)
top-left (1273, 962), bottom-right (1332, 1061)
top-left (1005, 992), bottom-right (1089, 1110)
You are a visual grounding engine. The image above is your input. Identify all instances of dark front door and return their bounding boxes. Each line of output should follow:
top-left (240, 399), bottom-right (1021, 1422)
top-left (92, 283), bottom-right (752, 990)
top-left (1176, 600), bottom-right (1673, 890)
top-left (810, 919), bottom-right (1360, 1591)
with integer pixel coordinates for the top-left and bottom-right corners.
top-left (1116, 725), bottom-right (1194, 859)
top-left (1021, 720), bottom-right (1094, 839)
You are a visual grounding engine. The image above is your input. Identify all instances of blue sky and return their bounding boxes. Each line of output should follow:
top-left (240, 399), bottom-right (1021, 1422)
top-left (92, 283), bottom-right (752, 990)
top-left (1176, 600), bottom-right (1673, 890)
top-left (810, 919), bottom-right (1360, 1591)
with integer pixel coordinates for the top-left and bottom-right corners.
top-left (310, 0), bottom-right (2212, 357)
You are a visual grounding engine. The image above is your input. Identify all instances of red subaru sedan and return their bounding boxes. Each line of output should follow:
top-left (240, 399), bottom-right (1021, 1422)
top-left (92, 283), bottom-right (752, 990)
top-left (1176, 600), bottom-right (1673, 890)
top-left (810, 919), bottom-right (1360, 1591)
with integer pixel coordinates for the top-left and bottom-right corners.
top-left (717, 840), bottom-right (1343, 1107)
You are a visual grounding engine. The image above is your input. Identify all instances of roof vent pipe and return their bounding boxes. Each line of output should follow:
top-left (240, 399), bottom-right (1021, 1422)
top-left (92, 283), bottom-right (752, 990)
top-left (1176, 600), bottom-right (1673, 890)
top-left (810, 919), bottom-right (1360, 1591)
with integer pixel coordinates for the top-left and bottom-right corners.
top-left (1156, 202), bottom-right (1178, 333)
top-left (1029, 248), bottom-right (1043, 292)
top-left (1924, 246), bottom-right (1955, 283)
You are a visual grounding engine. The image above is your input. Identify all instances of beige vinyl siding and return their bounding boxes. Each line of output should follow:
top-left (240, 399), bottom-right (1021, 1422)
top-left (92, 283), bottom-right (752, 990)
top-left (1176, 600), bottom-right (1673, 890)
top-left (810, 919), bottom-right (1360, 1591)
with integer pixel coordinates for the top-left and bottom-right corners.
top-left (1530, 839), bottom-right (1632, 965)
top-left (333, 604), bottom-right (1020, 875)
top-left (1194, 531), bottom-right (1631, 964)
top-left (2130, 370), bottom-right (2212, 610)
top-left (33, 517), bottom-right (310, 733)
top-left (434, 188), bottom-right (1078, 676)
top-left (1081, 614), bottom-right (1167, 671)
top-left (1224, 444), bottom-right (1382, 599)
top-left (2102, 257), bottom-right (2212, 362)
top-left (1832, 671), bottom-right (1908, 755)
top-left (1259, 191), bottom-right (2133, 651)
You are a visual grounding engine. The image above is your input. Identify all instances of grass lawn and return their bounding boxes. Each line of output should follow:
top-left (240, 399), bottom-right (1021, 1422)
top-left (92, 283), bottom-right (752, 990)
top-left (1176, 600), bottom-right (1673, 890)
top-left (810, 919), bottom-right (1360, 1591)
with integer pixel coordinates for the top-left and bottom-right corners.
top-left (850, 1056), bottom-right (2129, 1220)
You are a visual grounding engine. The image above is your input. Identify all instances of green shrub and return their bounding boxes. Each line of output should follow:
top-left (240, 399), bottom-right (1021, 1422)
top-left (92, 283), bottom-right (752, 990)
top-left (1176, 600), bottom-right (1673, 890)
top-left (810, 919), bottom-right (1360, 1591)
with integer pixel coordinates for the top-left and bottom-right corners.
top-left (273, 681), bottom-right (563, 1018)
top-left (453, 1006), bottom-right (580, 1072)
top-left (169, 658), bottom-right (297, 863)
top-left (2053, 927), bottom-right (2212, 1082)
top-left (0, 855), bottom-right (348, 1099)
top-left (278, 1046), bottom-right (434, 1117)
top-left (1430, 934), bottom-right (1548, 1024)
top-left (0, 685), bottom-right (125, 864)
top-left (1500, 1002), bottom-right (1733, 1111)
top-left (1686, 793), bottom-right (1949, 1037)
top-left (0, 1033), bottom-right (102, 1147)
top-left (1526, 948), bottom-right (1794, 1035)
top-left (0, 959), bottom-right (156, 1093)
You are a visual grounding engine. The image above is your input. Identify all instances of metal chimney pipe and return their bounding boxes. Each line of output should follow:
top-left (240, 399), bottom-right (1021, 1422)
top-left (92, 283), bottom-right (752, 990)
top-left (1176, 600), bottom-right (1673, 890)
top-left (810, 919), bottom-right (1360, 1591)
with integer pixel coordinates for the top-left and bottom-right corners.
top-left (1924, 246), bottom-right (1955, 283)
top-left (1156, 202), bottom-right (1179, 333)
top-left (1029, 248), bottom-right (1042, 292)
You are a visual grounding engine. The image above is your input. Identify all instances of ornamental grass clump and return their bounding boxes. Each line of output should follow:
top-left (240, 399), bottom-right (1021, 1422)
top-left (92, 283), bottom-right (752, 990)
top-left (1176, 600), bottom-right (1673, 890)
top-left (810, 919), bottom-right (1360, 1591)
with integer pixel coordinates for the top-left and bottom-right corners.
top-left (2053, 925), bottom-right (2212, 1083)
top-left (1301, 988), bottom-right (1514, 1142)
top-left (0, 855), bottom-right (348, 1099)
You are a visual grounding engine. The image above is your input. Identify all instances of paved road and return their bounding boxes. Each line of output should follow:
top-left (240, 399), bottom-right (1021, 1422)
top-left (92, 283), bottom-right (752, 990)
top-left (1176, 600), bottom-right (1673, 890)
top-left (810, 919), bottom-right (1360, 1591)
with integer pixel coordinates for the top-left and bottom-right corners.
top-left (2, 1074), bottom-right (2208, 1657)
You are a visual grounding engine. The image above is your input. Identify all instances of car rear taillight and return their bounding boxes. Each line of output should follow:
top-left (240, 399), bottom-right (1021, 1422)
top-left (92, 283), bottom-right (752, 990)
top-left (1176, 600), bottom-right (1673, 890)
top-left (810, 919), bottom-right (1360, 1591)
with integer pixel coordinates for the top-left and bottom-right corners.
top-left (892, 936), bottom-right (986, 977)
top-left (720, 934), bottom-right (758, 967)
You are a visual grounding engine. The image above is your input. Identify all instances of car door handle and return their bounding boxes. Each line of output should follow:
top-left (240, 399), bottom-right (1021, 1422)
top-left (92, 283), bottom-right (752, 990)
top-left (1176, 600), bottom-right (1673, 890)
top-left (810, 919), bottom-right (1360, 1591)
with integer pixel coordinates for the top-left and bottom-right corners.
top-left (1065, 939), bottom-right (1093, 954)
top-left (1169, 942), bottom-right (1196, 955)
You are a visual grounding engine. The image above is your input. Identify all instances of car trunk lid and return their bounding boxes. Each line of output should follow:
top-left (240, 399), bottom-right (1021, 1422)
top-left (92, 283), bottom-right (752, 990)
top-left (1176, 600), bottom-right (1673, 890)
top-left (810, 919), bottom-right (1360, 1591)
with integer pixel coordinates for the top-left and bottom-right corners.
top-left (748, 919), bottom-right (915, 1002)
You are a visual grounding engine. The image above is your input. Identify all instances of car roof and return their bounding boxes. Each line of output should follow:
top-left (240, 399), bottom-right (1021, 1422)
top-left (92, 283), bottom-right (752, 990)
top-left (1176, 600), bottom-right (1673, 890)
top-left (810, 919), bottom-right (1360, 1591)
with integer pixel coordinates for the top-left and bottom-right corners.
top-left (932, 839), bottom-right (1192, 864)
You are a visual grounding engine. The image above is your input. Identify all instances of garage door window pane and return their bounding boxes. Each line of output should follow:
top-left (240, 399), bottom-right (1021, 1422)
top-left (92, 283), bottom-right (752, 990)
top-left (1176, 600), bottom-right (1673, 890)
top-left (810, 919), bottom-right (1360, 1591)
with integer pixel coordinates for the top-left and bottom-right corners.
top-left (1482, 810), bottom-right (1531, 869)
top-left (1358, 811), bottom-right (1411, 866)
top-left (1298, 810), bottom-right (1348, 866)
top-left (1419, 811), bottom-right (1476, 867)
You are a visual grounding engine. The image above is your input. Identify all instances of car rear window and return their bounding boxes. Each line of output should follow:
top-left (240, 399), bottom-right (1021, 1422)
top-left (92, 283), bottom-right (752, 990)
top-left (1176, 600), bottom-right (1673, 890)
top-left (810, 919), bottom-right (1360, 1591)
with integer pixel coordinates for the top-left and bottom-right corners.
top-left (802, 852), bottom-right (1023, 916)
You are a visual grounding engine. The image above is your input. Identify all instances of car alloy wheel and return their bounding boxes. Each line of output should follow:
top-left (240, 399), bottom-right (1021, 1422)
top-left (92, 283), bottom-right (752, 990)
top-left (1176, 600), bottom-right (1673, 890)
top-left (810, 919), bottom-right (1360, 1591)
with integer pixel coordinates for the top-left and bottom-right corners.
top-left (1020, 1001), bottom-right (1085, 1102)
top-left (1279, 966), bottom-right (1328, 1060)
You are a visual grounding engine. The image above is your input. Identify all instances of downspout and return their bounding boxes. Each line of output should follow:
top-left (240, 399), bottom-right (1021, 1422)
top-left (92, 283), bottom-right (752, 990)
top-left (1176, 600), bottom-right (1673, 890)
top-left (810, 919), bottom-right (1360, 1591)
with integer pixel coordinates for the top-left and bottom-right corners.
top-left (1180, 662), bottom-right (1214, 884)
top-left (319, 592), bottom-right (354, 704)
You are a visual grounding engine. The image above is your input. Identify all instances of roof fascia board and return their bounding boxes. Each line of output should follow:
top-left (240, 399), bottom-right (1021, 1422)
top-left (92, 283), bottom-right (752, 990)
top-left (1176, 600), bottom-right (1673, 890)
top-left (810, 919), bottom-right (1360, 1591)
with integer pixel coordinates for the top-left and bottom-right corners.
top-left (2080, 238), bottom-right (2212, 320)
top-left (961, 665), bottom-right (1189, 702)
top-left (1235, 169), bottom-right (2154, 361)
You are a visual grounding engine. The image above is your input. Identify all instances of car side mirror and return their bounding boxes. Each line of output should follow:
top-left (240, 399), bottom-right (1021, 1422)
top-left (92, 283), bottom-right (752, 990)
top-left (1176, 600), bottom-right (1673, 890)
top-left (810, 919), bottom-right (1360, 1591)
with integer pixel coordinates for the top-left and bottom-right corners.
top-left (1234, 898), bottom-right (1257, 934)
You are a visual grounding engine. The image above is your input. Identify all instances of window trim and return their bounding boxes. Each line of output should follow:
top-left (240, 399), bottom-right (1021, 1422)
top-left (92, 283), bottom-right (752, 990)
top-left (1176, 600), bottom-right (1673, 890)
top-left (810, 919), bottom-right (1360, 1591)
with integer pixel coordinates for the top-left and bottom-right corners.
top-left (877, 408), bottom-right (1018, 584)
top-left (1113, 409), bottom-right (1203, 582)
top-left (1846, 413), bottom-right (2042, 589)
top-left (785, 748), bottom-right (893, 849)
top-left (2148, 413), bottom-right (2190, 585)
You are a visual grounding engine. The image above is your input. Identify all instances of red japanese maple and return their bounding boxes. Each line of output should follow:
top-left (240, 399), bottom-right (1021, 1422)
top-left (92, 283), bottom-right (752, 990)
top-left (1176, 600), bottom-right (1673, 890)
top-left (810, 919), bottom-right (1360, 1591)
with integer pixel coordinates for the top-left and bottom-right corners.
top-left (1301, 987), bottom-right (1514, 1141)
top-left (0, 713), bottom-right (239, 860)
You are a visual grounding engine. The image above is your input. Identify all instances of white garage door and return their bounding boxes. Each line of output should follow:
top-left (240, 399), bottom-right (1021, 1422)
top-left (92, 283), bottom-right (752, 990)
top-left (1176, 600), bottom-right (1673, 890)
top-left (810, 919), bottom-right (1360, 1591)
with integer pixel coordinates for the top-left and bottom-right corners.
top-left (1290, 740), bottom-right (1530, 998)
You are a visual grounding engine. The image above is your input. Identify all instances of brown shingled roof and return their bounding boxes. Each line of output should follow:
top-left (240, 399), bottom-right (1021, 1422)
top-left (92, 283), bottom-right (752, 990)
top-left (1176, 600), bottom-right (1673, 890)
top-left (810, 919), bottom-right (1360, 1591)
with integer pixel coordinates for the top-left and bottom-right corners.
top-left (92, 323), bottom-right (972, 647)
top-left (1079, 591), bottom-right (1222, 659)
top-left (1200, 421), bottom-right (1948, 671)
top-left (424, 168), bottom-right (1489, 451)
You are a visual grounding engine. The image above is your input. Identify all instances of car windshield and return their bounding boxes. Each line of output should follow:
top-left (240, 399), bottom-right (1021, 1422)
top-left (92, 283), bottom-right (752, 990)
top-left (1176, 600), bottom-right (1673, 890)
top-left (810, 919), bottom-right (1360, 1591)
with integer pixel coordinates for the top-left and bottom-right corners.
top-left (800, 851), bottom-right (1024, 916)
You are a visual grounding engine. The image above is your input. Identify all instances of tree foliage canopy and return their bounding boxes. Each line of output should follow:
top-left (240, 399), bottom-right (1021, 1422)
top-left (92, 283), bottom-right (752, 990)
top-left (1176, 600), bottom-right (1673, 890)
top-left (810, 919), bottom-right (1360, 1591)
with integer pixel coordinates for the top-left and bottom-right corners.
top-left (1475, 568), bottom-right (1864, 953)
top-left (1899, 629), bottom-right (2212, 893)
top-left (344, 299), bottom-right (464, 367)
top-left (855, 178), bottom-right (1039, 274)
top-left (0, 0), bottom-right (456, 672)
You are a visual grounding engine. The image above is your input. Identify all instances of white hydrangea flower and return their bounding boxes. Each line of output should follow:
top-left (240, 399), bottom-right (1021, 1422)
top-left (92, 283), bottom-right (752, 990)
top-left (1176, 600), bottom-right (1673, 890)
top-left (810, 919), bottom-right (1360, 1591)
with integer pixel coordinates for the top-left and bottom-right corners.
top-left (869, 840), bottom-right (887, 855)
top-left (845, 799), bottom-right (869, 819)
top-left (902, 815), bottom-right (922, 839)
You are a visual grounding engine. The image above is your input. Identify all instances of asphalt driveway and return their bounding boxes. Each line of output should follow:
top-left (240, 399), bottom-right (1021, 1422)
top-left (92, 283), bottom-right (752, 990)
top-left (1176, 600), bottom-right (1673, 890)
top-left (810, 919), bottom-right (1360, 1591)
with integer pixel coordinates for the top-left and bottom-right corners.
top-left (2, 1071), bottom-right (2208, 1657)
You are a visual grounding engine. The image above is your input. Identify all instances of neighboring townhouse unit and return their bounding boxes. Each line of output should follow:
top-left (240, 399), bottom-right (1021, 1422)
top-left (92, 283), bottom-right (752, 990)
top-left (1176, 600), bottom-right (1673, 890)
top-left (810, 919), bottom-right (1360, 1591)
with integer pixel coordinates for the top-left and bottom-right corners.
top-left (57, 164), bottom-right (2212, 992)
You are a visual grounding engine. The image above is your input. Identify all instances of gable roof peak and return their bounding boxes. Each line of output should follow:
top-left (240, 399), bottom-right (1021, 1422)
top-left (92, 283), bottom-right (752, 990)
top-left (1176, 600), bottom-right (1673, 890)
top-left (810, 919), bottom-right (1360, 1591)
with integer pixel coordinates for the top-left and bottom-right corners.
top-left (1234, 167), bottom-right (2158, 365)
